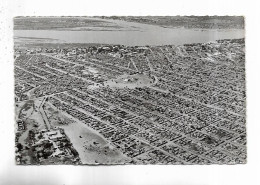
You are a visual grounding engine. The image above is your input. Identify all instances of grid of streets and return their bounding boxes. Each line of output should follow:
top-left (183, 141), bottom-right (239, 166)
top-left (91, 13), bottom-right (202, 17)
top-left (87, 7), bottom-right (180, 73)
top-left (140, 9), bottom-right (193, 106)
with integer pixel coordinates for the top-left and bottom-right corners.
top-left (14, 38), bottom-right (246, 164)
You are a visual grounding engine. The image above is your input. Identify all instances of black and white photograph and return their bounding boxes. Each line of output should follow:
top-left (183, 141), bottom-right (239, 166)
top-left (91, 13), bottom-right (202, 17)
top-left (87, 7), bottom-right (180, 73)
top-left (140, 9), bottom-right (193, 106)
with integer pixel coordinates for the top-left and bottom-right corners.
top-left (13, 16), bottom-right (246, 165)
top-left (1, 0), bottom-right (260, 184)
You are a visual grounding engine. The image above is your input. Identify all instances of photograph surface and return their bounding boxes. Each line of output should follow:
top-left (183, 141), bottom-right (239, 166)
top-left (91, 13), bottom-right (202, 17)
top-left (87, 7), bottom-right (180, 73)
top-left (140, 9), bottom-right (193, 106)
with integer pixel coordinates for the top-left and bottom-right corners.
top-left (14, 16), bottom-right (246, 165)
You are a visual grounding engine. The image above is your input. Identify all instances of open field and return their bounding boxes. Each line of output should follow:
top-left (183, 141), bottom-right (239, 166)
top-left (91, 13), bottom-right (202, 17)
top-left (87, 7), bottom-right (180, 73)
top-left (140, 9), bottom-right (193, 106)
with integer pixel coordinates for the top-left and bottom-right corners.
top-left (104, 73), bottom-right (156, 89)
top-left (44, 103), bottom-right (131, 164)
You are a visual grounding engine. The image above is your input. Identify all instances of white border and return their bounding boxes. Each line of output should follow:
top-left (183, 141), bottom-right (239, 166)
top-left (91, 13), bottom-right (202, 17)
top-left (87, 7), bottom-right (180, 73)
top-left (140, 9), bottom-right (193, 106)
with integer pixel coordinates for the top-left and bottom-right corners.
top-left (1, 0), bottom-right (260, 184)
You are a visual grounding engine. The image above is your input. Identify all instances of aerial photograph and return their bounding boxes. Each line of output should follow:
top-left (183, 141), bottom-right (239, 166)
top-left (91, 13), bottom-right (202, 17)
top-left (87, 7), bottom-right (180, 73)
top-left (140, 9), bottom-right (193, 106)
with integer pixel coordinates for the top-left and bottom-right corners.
top-left (13, 16), bottom-right (246, 165)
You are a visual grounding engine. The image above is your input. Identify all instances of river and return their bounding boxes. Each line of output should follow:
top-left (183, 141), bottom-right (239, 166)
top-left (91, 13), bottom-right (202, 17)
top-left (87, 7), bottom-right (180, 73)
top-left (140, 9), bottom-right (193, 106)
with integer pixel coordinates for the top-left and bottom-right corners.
top-left (14, 17), bottom-right (245, 46)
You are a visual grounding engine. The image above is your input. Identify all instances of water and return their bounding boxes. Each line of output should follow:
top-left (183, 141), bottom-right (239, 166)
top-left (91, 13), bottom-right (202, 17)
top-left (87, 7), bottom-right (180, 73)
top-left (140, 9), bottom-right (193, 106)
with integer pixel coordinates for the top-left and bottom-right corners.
top-left (14, 18), bottom-right (245, 46)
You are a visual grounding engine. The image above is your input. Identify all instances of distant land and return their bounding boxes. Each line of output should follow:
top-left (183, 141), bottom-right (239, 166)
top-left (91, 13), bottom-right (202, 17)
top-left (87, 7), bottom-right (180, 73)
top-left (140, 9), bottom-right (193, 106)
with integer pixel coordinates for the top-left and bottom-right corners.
top-left (14, 17), bottom-right (123, 30)
top-left (94, 16), bottom-right (244, 29)
top-left (14, 16), bottom-right (244, 30)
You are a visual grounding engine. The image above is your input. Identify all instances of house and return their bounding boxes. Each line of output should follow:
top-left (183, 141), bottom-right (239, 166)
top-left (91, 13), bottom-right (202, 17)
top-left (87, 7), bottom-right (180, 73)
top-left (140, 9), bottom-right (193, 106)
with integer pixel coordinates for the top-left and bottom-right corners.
top-left (17, 119), bottom-right (25, 131)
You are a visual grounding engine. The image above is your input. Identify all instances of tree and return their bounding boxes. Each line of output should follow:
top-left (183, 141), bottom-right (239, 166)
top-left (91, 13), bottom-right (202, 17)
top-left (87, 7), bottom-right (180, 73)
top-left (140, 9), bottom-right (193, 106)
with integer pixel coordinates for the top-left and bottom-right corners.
top-left (16, 142), bottom-right (23, 151)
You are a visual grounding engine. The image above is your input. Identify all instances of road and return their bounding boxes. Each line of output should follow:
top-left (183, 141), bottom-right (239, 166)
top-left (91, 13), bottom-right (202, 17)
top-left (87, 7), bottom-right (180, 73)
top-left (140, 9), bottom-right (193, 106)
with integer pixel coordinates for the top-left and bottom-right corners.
top-left (39, 97), bottom-right (51, 130)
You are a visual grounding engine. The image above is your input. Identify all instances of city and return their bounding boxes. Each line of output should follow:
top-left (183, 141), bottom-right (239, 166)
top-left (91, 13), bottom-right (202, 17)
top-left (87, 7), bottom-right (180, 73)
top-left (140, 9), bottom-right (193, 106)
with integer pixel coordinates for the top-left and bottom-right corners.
top-left (14, 36), bottom-right (246, 164)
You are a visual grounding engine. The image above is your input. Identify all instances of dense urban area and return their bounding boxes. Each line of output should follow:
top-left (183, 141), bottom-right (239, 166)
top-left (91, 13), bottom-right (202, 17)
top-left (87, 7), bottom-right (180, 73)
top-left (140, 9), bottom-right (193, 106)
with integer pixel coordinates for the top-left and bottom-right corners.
top-left (14, 37), bottom-right (246, 164)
